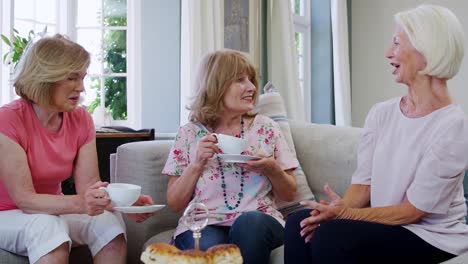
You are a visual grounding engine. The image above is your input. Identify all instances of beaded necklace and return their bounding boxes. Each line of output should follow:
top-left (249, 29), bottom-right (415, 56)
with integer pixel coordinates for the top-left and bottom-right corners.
top-left (215, 117), bottom-right (245, 210)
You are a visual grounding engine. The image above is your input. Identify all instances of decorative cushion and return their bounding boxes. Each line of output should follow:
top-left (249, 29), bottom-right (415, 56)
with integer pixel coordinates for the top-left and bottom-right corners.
top-left (254, 82), bottom-right (315, 216)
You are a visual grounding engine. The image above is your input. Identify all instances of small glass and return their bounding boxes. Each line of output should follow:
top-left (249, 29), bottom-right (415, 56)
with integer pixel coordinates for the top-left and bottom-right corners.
top-left (183, 202), bottom-right (209, 250)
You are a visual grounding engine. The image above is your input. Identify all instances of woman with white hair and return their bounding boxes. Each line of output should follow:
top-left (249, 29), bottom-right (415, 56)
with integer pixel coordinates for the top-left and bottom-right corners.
top-left (284, 5), bottom-right (468, 263)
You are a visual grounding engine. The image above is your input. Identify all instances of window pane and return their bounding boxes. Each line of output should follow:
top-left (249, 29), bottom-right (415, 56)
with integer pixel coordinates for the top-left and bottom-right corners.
top-left (77, 0), bottom-right (102, 27)
top-left (104, 30), bottom-right (126, 74)
top-left (299, 0), bottom-right (304, 16)
top-left (35, 23), bottom-right (53, 35)
top-left (13, 20), bottom-right (34, 37)
top-left (297, 33), bottom-right (303, 56)
top-left (294, 32), bottom-right (300, 55)
top-left (83, 76), bottom-right (101, 113)
top-left (298, 55), bottom-right (304, 79)
top-left (104, 0), bottom-right (127, 27)
top-left (14, 0), bottom-right (34, 19)
top-left (36, 0), bottom-right (56, 23)
top-left (77, 29), bottom-right (103, 75)
top-left (105, 77), bottom-right (127, 120)
top-left (291, 0), bottom-right (305, 16)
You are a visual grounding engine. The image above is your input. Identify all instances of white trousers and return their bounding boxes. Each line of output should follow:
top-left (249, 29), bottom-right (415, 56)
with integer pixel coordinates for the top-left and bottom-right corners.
top-left (0, 209), bottom-right (126, 264)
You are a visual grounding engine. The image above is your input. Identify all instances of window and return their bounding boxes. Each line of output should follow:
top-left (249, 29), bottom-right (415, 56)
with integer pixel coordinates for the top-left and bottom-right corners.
top-left (0, 0), bottom-right (138, 127)
top-left (290, 0), bottom-right (311, 121)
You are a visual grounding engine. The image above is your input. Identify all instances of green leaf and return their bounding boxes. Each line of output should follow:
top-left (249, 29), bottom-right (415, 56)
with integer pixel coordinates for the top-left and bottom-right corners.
top-left (12, 52), bottom-right (19, 63)
top-left (28, 29), bottom-right (35, 40)
top-left (1, 35), bottom-right (12, 47)
top-left (2, 52), bottom-right (10, 63)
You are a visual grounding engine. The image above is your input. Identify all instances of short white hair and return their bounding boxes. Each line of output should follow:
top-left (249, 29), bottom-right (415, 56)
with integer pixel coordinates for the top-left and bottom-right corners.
top-left (395, 4), bottom-right (465, 79)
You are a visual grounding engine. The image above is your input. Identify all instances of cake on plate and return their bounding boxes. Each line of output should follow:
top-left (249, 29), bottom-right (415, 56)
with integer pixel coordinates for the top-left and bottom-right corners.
top-left (141, 243), bottom-right (243, 264)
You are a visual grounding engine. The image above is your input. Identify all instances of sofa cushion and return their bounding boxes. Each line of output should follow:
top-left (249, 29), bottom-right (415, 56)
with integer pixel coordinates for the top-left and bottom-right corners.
top-left (289, 121), bottom-right (361, 199)
top-left (113, 140), bottom-right (183, 262)
top-left (254, 82), bottom-right (315, 215)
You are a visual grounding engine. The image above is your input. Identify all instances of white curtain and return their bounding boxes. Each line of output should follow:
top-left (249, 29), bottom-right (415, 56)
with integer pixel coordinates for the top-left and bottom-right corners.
top-left (266, 1), bottom-right (305, 121)
top-left (180, 0), bottom-right (223, 125)
top-left (331, 0), bottom-right (352, 126)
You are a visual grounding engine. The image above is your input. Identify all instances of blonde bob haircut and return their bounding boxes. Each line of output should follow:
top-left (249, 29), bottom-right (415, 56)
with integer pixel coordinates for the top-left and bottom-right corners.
top-left (188, 49), bottom-right (259, 128)
top-left (13, 34), bottom-right (90, 106)
top-left (395, 5), bottom-right (465, 79)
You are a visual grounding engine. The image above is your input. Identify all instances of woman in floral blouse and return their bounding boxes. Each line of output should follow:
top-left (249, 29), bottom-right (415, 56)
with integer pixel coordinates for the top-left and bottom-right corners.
top-left (163, 49), bottom-right (298, 263)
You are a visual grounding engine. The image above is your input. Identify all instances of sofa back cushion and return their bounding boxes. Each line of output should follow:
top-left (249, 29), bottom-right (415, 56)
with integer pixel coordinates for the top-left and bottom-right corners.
top-left (289, 121), bottom-right (361, 199)
top-left (114, 140), bottom-right (183, 226)
top-left (254, 82), bottom-right (315, 215)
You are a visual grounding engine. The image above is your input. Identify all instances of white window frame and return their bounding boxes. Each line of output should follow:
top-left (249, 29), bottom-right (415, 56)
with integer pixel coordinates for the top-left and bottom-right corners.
top-left (291, 0), bottom-right (311, 122)
top-left (0, 0), bottom-right (140, 128)
top-left (0, 0), bottom-right (14, 106)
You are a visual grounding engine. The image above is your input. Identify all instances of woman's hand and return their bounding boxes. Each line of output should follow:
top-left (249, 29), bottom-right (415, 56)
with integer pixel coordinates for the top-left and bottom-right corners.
top-left (194, 134), bottom-right (219, 167)
top-left (83, 181), bottom-right (111, 216)
top-left (126, 194), bottom-right (156, 223)
top-left (238, 152), bottom-right (297, 201)
top-left (299, 184), bottom-right (345, 242)
top-left (237, 153), bottom-right (280, 176)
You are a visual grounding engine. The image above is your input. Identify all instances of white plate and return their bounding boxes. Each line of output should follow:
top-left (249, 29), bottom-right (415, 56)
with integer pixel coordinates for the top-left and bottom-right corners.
top-left (113, 204), bottom-right (165, 213)
top-left (218, 154), bottom-right (260, 163)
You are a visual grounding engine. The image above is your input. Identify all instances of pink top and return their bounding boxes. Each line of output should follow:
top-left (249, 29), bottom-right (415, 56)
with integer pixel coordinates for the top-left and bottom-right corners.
top-left (352, 97), bottom-right (468, 255)
top-left (163, 115), bottom-right (299, 237)
top-left (0, 99), bottom-right (95, 211)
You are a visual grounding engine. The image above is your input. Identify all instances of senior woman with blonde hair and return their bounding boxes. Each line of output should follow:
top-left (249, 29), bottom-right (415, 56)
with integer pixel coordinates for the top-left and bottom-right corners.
top-left (163, 49), bottom-right (298, 263)
top-left (284, 4), bottom-right (468, 264)
top-left (0, 34), bottom-right (154, 264)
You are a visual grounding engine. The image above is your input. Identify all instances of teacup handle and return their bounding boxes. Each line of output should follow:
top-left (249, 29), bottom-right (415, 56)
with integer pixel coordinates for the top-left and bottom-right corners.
top-left (211, 133), bottom-right (220, 147)
top-left (98, 186), bottom-right (109, 198)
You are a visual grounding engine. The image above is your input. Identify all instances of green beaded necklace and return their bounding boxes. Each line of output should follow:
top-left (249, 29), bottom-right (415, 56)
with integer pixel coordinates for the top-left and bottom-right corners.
top-left (216, 117), bottom-right (245, 210)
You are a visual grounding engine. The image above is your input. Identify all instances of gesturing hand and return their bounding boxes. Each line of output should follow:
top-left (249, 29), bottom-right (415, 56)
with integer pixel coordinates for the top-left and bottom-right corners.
top-left (299, 184), bottom-right (344, 242)
top-left (194, 134), bottom-right (218, 167)
top-left (84, 181), bottom-right (111, 216)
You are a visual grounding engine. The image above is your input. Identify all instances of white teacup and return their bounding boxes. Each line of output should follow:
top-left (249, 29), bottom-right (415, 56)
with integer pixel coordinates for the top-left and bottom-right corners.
top-left (100, 183), bottom-right (141, 207)
top-left (212, 133), bottom-right (247, 155)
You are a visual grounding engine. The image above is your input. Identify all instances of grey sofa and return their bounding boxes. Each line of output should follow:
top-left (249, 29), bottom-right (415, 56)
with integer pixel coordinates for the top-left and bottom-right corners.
top-left (110, 120), bottom-right (468, 264)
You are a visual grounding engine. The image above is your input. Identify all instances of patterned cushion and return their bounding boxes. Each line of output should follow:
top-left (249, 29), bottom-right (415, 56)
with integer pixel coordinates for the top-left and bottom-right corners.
top-left (254, 82), bottom-right (315, 216)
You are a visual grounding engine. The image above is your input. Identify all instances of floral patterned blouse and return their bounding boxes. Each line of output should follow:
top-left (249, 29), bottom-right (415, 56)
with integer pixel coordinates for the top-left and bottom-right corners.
top-left (163, 115), bottom-right (299, 237)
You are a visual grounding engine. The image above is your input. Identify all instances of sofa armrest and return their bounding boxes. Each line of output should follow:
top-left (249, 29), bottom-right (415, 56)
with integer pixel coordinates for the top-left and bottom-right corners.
top-left (113, 140), bottom-right (182, 262)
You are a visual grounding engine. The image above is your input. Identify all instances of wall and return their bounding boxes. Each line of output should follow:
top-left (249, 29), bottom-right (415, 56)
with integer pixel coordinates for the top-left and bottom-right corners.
top-left (140, 0), bottom-right (181, 132)
top-left (350, 0), bottom-right (468, 127)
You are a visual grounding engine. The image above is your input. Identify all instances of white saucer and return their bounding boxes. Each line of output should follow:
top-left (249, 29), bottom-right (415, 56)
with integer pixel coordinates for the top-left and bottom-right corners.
top-left (114, 204), bottom-right (165, 213)
top-left (218, 154), bottom-right (260, 163)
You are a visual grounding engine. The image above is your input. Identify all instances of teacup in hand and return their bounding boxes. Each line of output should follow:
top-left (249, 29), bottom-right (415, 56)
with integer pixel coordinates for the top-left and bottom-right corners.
top-left (212, 133), bottom-right (247, 155)
top-left (100, 183), bottom-right (141, 207)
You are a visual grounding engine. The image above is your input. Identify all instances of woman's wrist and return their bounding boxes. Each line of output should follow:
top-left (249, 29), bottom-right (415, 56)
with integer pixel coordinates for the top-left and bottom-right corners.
top-left (336, 205), bottom-right (352, 220)
top-left (73, 194), bottom-right (87, 214)
top-left (188, 162), bottom-right (205, 176)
